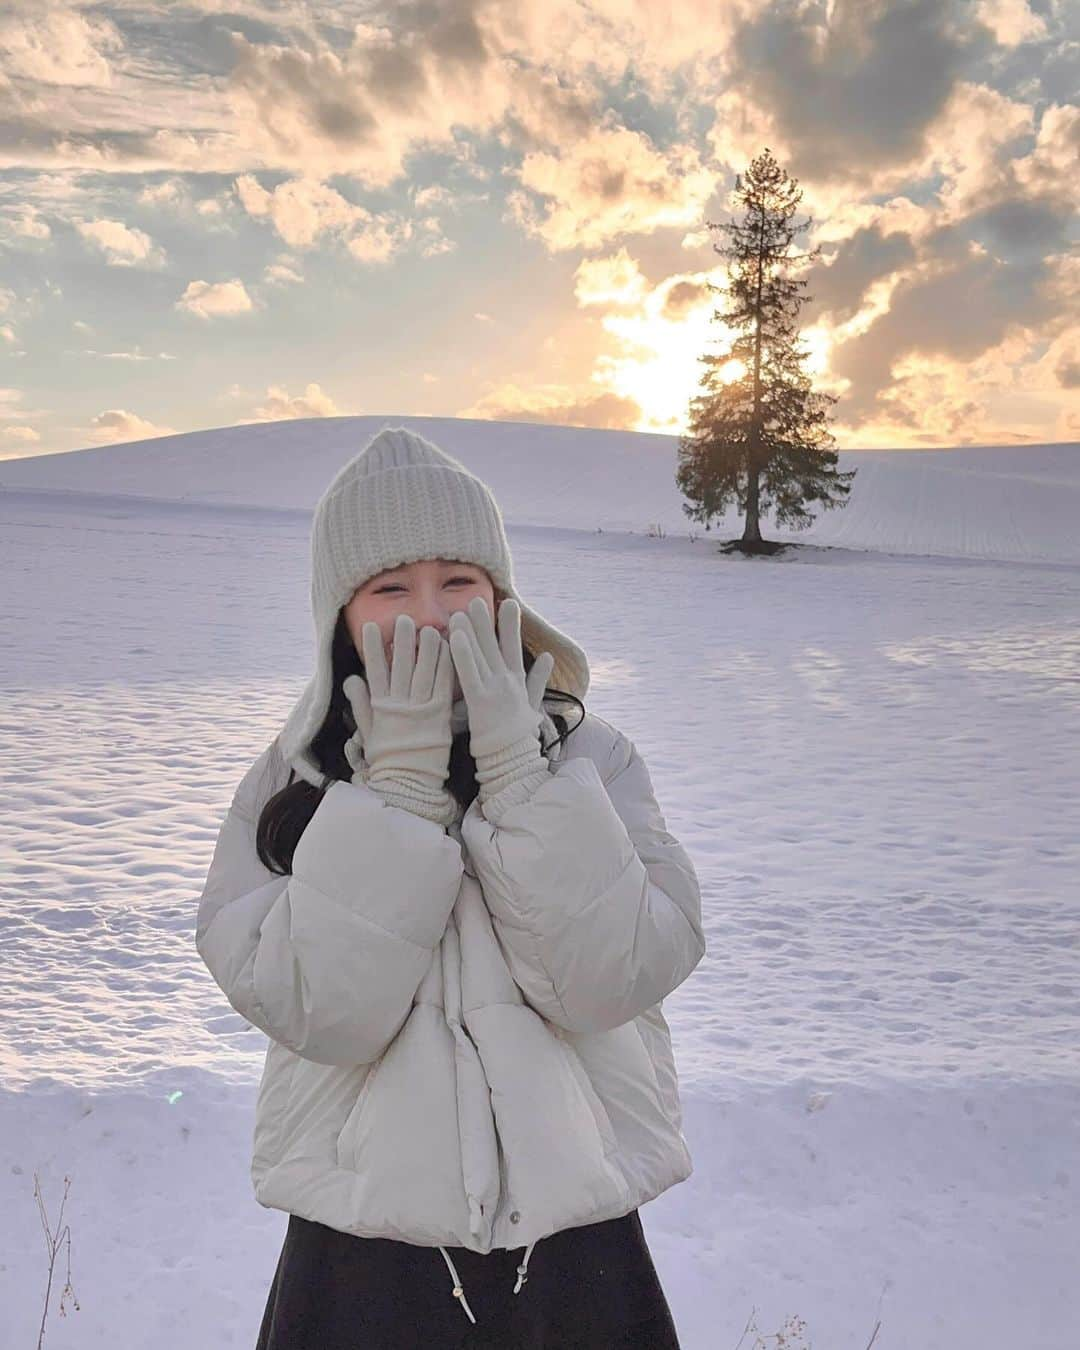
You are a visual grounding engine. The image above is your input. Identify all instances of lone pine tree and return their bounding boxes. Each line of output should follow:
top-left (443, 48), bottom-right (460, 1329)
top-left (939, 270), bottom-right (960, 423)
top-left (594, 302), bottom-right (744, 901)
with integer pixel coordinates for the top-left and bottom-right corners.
top-left (677, 147), bottom-right (854, 554)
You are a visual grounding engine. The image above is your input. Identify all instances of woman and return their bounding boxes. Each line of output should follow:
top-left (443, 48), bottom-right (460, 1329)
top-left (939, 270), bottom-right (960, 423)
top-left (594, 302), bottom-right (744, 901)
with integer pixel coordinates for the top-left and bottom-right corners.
top-left (195, 425), bottom-right (706, 1348)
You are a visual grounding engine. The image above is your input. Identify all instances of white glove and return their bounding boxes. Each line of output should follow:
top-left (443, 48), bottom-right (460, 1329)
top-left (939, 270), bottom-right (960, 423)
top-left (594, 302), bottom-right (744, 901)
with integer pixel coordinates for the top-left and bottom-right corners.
top-left (448, 596), bottom-right (556, 810)
top-left (342, 613), bottom-right (458, 826)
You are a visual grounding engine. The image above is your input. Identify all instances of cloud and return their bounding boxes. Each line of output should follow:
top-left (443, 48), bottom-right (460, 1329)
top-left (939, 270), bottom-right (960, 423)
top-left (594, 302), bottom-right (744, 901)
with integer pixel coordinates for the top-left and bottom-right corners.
top-left (243, 381), bottom-right (343, 421)
top-left (1010, 102), bottom-right (1080, 199)
top-left (138, 179), bottom-right (183, 207)
top-left (224, 18), bottom-right (504, 186)
top-left (925, 82), bottom-right (1043, 226)
top-left (711, 0), bottom-right (978, 186)
top-left (75, 218), bottom-right (162, 266)
top-left (2, 423), bottom-right (40, 447)
top-left (264, 258), bottom-right (303, 285)
top-left (85, 408), bottom-right (176, 445)
top-left (234, 174), bottom-right (361, 247)
top-left (800, 90), bottom-right (1079, 438)
top-left (974, 0), bottom-right (1048, 46)
top-left (0, 385), bottom-right (35, 420)
top-left (0, 4), bottom-right (122, 87)
top-left (86, 347), bottom-right (177, 362)
top-left (0, 4), bottom-right (710, 252)
top-left (0, 204), bottom-right (51, 241)
top-left (573, 247), bottom-right (650, 308)
top-left (234, 172), bottom-right (436, 262)
top-left (413, 184), bottom-right (456, 210)
top-left (0, 2), bottom-right (713, 260)
top-left (496, 63), bottom-right (603, 152)
top-left (829, 243), bottom-right (1065, 430)
top-left (509, 121), bottom-right (716, 251)
top-left (829, 311), bottom-right (1079, 448)
top-left (411, 181), bottom-right (487, 212)
top-left (416, 216), bottom-right (456, 257)
top-left (175, 278), bottom-right (255, 319)
top-left (1057, 352), bottom-right (1080, 390)
top-left (345, 218), bottom-right (416, 264)
top-left (457, 380), bottom-right (642, 430)
top-left (0, 4), bottom-right (238, 174)
top-left (483, 0), bottom-right (753, 104)
top-left (804, 226), bottom-right (918, 326)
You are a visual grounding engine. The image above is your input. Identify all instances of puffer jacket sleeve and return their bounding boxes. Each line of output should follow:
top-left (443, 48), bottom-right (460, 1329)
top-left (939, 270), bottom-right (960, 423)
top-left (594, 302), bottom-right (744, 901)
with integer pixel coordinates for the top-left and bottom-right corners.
top-left (195, 742), bottom-right (464, 1067)
top-left (460, 724), bottom-right (705, 1034)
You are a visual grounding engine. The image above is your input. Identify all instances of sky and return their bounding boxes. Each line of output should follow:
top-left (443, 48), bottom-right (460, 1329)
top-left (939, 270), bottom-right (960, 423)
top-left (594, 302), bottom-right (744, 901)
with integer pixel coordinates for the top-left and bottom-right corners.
top-left (0, 0), bottom-right (1077, 461)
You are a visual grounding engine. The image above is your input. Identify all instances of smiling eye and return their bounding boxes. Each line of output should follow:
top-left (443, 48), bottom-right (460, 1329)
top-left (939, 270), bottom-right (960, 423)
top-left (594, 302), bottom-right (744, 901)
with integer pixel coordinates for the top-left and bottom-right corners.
top-left (374, 576), bottom-right (475, 594)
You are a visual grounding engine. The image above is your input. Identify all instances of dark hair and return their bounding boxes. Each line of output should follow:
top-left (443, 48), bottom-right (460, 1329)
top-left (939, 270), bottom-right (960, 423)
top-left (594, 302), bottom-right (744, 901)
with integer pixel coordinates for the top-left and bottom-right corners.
top-left (256, 601), bottom-right (585, 875)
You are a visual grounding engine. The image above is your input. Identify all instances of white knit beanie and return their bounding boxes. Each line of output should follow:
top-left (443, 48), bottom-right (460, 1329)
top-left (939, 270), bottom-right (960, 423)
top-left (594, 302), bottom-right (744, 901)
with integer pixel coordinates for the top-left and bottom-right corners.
top-left (277, 425), bottom-right (590, 787)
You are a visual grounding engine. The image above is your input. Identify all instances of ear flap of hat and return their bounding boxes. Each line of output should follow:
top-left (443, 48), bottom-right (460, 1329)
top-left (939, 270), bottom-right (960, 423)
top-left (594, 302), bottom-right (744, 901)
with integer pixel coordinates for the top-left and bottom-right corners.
top-left (513, 595), bottom-right (590, 705)
top-left (277, 614), bottom-right (337, 788)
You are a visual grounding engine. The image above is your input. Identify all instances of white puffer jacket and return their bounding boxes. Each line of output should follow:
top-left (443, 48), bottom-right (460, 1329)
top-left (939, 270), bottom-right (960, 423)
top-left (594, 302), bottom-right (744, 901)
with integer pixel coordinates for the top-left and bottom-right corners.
top-left (195, 708), bottom-right (705, 1325)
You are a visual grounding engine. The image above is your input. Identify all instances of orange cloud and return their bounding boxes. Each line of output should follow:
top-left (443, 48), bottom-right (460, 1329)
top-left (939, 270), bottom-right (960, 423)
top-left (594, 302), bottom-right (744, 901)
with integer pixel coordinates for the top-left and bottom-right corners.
top-left (75, 218), bottom-right (162, 267)
top-left (175, 279), bottom-right (255, 319)
top-left (85, 408), bottom-right (175, 445)
top-left (457, 381), bottom-right (640, 430)
top-left (242, 382), bottom-right (343, 422)
top-left (510, 122), bottom-right (717, 251)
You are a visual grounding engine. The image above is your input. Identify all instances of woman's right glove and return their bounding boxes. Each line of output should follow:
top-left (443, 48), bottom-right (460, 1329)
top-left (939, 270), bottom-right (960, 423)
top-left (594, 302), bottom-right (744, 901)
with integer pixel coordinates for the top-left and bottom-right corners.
top-left (341, 612), bottom-right (459, 827)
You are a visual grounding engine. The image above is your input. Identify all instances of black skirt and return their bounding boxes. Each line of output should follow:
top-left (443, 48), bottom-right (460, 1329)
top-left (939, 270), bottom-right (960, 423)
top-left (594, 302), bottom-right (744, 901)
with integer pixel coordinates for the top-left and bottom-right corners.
top-left (255, 1209), bottom-right (682, 1350)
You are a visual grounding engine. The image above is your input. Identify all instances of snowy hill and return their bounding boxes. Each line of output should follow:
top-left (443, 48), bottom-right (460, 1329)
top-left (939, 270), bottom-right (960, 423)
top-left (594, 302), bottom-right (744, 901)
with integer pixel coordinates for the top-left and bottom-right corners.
top-left (2, 414), bottom-right (1078, 562)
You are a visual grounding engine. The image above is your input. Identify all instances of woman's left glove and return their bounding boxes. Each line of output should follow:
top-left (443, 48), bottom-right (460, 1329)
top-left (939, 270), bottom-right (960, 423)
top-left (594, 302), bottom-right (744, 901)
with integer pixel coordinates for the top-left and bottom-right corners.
top-left (448, 596), bottom-right (556, 808)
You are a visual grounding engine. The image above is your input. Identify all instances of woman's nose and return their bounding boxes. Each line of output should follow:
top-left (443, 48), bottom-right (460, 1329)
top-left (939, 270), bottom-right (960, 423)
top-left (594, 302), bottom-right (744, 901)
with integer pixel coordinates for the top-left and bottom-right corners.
top-left (420, 610), bottom-right (452, 639)
top-left (391, 608), bottom-right (452, 644)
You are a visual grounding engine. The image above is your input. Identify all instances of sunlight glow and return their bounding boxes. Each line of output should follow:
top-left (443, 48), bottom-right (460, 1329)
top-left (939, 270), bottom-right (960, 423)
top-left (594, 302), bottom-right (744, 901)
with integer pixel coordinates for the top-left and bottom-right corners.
top-left (589, 277), bottom-right (736, 435)
top-left (591, 294), bottom-right (835, 434)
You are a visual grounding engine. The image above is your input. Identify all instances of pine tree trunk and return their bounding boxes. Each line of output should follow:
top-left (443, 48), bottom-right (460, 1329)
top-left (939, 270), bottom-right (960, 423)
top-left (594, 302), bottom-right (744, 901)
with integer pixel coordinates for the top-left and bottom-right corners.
top-left (742, 452), bottom-right (763, 544)
top-left (744, 229), bottom-right (766, 549)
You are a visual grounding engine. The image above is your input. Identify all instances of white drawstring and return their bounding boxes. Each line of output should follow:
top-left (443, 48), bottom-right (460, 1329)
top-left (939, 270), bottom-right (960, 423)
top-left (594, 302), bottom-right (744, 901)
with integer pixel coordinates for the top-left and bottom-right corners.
top-left (437, 1239), bottom-right (538, 1322)
top-left (438, 1245), bottom-right (477, 1324)
top-left (513, 1240), bottom-right (537, 1294)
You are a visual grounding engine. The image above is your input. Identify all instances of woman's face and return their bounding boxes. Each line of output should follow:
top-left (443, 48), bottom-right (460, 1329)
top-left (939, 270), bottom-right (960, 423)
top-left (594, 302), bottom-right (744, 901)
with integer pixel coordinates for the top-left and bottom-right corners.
top-left (343, 558), bottom-right (498, 700)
